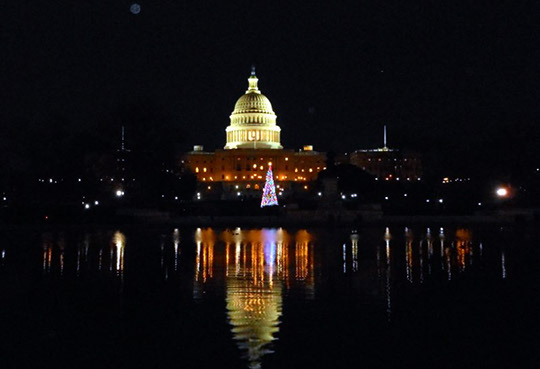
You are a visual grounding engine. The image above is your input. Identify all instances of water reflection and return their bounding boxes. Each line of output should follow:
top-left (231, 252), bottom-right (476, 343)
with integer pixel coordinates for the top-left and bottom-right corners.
top-left (8, 226), bottom-right (514, 368)
top-left (113, 231), bottom-right (125, 277)
top-left (190, 228), bottom-right (316, 368)
top-left (225, 234), bottom-right (282, 369)
top-left (384, 227), bottom-right (392, 322)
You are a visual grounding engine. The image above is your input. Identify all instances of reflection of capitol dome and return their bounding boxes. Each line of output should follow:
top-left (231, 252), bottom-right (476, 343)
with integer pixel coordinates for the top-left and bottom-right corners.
top-left (225, 67), bottom-right (282, 150)
top-left (226, 277), bottom-right (282, 369)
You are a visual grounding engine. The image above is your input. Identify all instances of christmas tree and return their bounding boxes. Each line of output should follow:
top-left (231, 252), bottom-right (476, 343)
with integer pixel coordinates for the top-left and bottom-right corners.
top-left (260, 162), bottom-right (279, 207)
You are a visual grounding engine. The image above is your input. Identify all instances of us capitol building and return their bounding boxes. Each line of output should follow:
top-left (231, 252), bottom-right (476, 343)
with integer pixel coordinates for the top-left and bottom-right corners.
top-left (182, 68), bottom-right (326, 197)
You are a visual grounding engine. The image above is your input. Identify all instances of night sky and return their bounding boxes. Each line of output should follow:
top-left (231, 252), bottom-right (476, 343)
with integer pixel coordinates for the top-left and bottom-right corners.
top-left (1, 1), bottom-right (538, 178)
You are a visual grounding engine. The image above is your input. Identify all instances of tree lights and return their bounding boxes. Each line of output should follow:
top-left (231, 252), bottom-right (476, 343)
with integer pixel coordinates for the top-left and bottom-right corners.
top-left (261, 163), bottom-right (278, 207)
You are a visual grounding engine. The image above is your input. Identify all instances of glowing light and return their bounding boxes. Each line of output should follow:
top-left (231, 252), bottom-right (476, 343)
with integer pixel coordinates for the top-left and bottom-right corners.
top-left (496, 187), bottom-right (508, 197)
top-left (84, 204), bottom-right (90, 209)
top-left (261, 164), bottom-right (278, 207)
top-left (94, 201), bottom-right (99, 205)
top-left (438, 199), bottom-right (444, 203)
top-left (116, 190), bottom-right (124, 197)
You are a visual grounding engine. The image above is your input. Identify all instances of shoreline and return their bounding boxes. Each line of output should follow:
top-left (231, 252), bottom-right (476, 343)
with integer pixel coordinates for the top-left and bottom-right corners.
top-left (1, 211), bottom-right (537, 231)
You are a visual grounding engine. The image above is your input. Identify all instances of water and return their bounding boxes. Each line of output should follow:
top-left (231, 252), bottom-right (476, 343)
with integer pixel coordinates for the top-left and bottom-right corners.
top-left (0, 225), bottom-right (538, 368)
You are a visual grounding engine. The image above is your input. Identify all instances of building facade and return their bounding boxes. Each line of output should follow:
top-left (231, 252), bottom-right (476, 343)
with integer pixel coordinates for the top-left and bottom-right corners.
top-left (348, 147), bottom-right (422, 181)
top-left (182, 69), bottom-right (326, 197)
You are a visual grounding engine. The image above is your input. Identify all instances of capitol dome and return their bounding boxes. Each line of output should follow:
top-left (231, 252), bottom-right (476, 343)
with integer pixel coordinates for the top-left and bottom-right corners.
top-left (225, 68), bottom-right (282, 150)
top-left (232, 84), bottom-right (275, 115)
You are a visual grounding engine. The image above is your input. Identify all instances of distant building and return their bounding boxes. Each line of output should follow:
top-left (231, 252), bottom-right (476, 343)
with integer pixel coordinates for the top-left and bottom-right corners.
top-left (348, 126), bottom-right (422, 181)
top-left (182, 68), bottom-right (326, 197)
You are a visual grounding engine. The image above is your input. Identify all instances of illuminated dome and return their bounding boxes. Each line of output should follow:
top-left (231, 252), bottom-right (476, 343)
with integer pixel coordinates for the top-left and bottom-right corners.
top-left (233, 90), bottom-right (274, 114)
top-left (225, 68), bottom-right (282, 150)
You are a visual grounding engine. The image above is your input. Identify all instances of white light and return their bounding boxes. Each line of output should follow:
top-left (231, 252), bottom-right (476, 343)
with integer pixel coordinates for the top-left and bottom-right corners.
top-left (116, 190), bottom-right (123, 197)
top-left (2, 197), bottom-right (6, 201)
top-left (49, 178), bottom-right (53, 183)
top-left (478, 202), bottom-right (482, 206)
top-left (404, 193), bottom-right (407, 197)
top-left (78, 178), bottom-right (81, 182)
top-left (496, 187), bottom-right (508, 197)
top-left (426, 199), bottom-right (430, 203)
top-left (384, 196), bottom-right (389, 200)
top-left (341, 195), bottom-right (346, 199)
top-left (175, 196), bottom-right (178, 200)
top-left (439, 199), bottom-right (443, 203)
top-left (237, 192), bottom-right (241, 196)
top-left (94, 201), bottom-right (99, 205)
top-left (318, 192), bottom-right (322, 196)
top-left (235, 185), bottom-right (239, 189)
top-left (84, 204), bottom-right (90, 209)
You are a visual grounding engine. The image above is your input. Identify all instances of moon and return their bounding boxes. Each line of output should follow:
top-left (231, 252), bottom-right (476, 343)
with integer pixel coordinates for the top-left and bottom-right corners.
top-left (130, 3), bottom-right (141, 14)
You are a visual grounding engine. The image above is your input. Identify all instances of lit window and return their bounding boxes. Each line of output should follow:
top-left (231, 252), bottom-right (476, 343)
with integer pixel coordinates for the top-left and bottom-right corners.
top-left (253, 164), bottom-right (257, 169)
top-left (195, 167), bottom-right (199, 173)
top-left (203, 167), bottom-right (207, 172)
top-left (285, 157), bottom-right (289, 161)
top-left (309, 168), bottom-right (313, 172)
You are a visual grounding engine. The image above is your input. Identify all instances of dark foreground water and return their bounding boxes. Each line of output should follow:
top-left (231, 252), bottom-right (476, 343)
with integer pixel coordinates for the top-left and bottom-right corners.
top-left (0, 225), bottom-right (538, 369)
